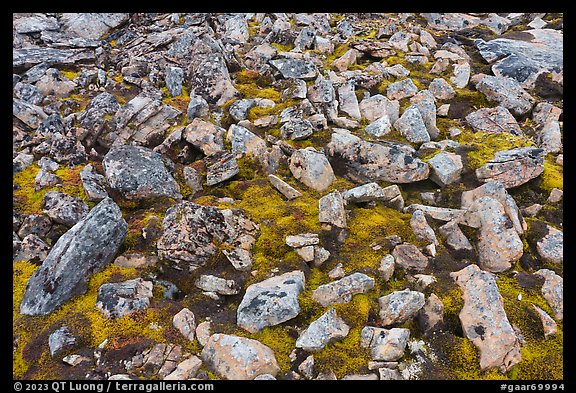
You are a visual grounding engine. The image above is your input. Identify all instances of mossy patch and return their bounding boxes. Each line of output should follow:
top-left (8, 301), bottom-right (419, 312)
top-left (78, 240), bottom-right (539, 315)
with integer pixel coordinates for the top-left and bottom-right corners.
top-left (539, 156), bottom-right (563, 193)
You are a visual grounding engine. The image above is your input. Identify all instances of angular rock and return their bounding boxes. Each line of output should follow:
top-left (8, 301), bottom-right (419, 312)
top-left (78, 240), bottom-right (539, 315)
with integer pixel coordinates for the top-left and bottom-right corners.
top-left (183, 118), bottom-right (225, 157)
top-left (164, 356), bottom-right (202, 380)
top-left (450, 61), bottom-right (470, 89)
top-left (387, 78), bottom-right (418, 100)
top-left (410, 210), bottom-right (438, 245)
top-left (337, 80), bottom-right (361, 120)
top-left (364, 114), bottom-right (393, 138)
top-left (429, 78), bottom-right (456, 100)
top-left (183, 167), bottom-right (203, 196)
top-left (450, 264), bottom-right (522, 371)
top-left (476, 75), bottom-right (535, 116)
top-left (42, 191), bottom-right (89, 228)
top-left (393, 105), bottom-right (430, 144)
top-left (80, 164), bottom-right (108, 202)
top-left (379, 254), bottom-right (395, 282)
top-left (268, 174), bottom-right (303, 200)
top-left (96, 278), bottom-right (153, 319)
top-left (536, 225), bottom-right (563, 265)
top-left (34, 169), bottom-right (62, 191)
top-left (285, 233), bottom-right (319, 248)
top-left (427, 151), bottom-right (463, 187)
top-left (534, 269), bottom-right (563, 321)
top-left (342, 183), bottom-right (403, 209)
top-left (378, 289), bottom-right (425, 326)
top-left (237, 271), bottom-right (305, 333)
top-left (295, 308), bottom-right (350, 351)
top-left (201, 334), bottom-right (279, 380)
top-left (331, 48), bottom-right (359, 72)
top-left (312, 272), bottom-right (375, 306)
top-left (13, 234), bottom-right (50, 264)
top-left (35, 68), bottom-right (76, 98)
top-left (465, 106), bottom-right (521, 136)
top-left (17, 214), bottom-right (52, 239)
top-left (475, 147), bottom-right (545, 188)
top-left (206, 153), bottom-right (239, 186)
top-left (20, 198), bottom-right (127, 315)
top-left (289, 148), bottom-right (335, 192)
top-left (318, 190), bottom-right (347, 228)
top-left (195, 275), bottom-right (240, 295)
top-left (539, 121), bottom-right (562, 154)
top-left (13, 98), bottom-right (47, 129)
top-left (438, 220), bottom-right (473, 251)
top-left (417, 293), bottom-right (444, 333)
top-left (359, 94), bottom-right (399, 123)
top-left (113, 254), bottom-right (158, 269)
top-left (173, 308), bottom-right (196, 342)
top-left (60, 13), bottom-right (129, 40)
top-left (280, 118), bottom-right (315, 140)
top-left (392, 243), bottom-right (429, 272)
top-left (187, 94), bottom-right (210, 121)
top-left (326, 130), bottom-right (429, 184)
top-left (270, 58), bottom-right (318, 80)
top-left (13, 47), bottom-right (95, 70)
top-left (468, 196), bottom-right (523, 272)
top-left (360, 326), bottom-right (410, 361)
top-left (165, 66), bottom-right (184, 97)
top-left (48, 326), bottom-right (76, 357)
top-left (532, 102), bottom-right (562, 127)
top-left (547, 188), bottom-right (563, 204)
top-left (103, 145), bottom-right (181, 200)
top-left (157, 202), bottom-right (257, 272)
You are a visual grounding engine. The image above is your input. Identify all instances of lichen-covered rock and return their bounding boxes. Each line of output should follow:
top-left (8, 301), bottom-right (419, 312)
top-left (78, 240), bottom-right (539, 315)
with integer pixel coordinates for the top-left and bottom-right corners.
top-left (200, 334), bottom-right (280, 380)
top-left (42, 191), bottom-right (89, 228)
top-left (359, 94), bottom-right (399, 123)
top-left (268, 174), bottom-right (303, 200)
top-left (295, 308), bottom-right (350, 351)
top-left (475, 75), bottom-right (535, 116)
top-left (20, 198), bottom-right (127, 316)
top-left (387, 78), bottom-right (418, 100)
top-left (96, 278), bottom-right (153, 319)
top-left (237, 271), bottom-right (305, 333)
top-left (534, 269), bottom-right (563, 321)
top-left (450, 264), bottom-right (522, 371)
top-left (392, 243), bottom-right (429, 272)
top-left (360, 326), bottom-right (410, 361)
top-left (48, 326), bottom-right (76, 357)
top-left (465, 106), bottom-right (521, 136)
top-left (270, 58), bottom-right (318, 80)
top-left (429, 78), bottom-right (456, 100)
top-left (195, 275), bottom-right (240, 295)
top-left (427, 151), bottom-right (463, 187)
top-left (164, 356), bottom-right (202, 380)
top-left (157, 201), bottom-right (258, 272)
top-left (79, 164), bottom-right (108, 201)
top-left (206, 153), bottom-right (240, 186)
top-left (417, 293), bottom-right (444, 333)
top-left (318, 190), bottom-right (347, 228)
top-left (103, 145), bottom-right (182, 200)
top-left (59, 13), bottom-right (129, 40)
top-left (326, 130), bottom-right (429, 184)
top-left (475, 147), bottom-right (545, 188)
top-left (173, 308), bottom-right (196, 342)
top-left (393, 105), bottom-right (430, 144)
top-left (183, 118), bottom-right (225, 157)
top-left (378, 289), bottom-right (425, 326)
top-left (536, 225), bottom-right (563, 265)
top-left (342, 183), bottom-right (403, 209)
top-left (409, 210), bottom-right (439, 245)
top-left (289, 148), bottom-right (335, 192)
top-left (13, 234), bottom-right (50, 264)
top-left (312, 272), bottom-right (375, 306)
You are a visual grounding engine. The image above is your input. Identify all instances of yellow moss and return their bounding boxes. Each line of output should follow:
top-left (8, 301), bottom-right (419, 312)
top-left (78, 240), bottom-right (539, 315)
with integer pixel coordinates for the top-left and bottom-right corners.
top-left (59, 69), bottom-right (80, 82)
top-left (162, 85), bottom-right (190, 113)
top-left (313, 327), bottom-right (372, 378)
top-left (271, 42), bottom-right (294, 52)
top-left (235, 83), bottom-right (282, 102)
top-left (540, 156), bottom-right (563, 193)
top-left (456, 131), bottom-right (535, 170)
top-left (236, 326), bottom-right (296, 372)
top-left (61, 93), bottom-right (91, 112)
top-left (453, 87), bottom-right (494, 110)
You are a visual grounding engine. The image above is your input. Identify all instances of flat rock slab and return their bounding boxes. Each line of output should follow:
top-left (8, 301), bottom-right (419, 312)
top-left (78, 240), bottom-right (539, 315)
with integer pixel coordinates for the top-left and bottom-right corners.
top-left (103, 145), bottom-right (181, 200)
top-left (326, 130), bottom-right (429, 184)
top-left (157, 202), bottom-right (257, 272)
top-left (392, 243), bottom-right (429, 272)
top-left (295, 308), bottom-right (350, 351)
top-left (237, 271), bottom-right (305, 333)
top-left (96, 278), bottom-right (153, 319)
top-left (450, 264), bottom-right (522, 371)
top-left (312, 272), bottom-right (375, 306)
top-left (13, 47), bottom-right (96, 70)
top-left (200, 334), bottom-right (280, 380)
top-left (475, 147), bottom-right (545, 188)
top-left (206, 153), bottom-right (240, 186)
top-left (476, 75), bottom-right (535, 116)
top-left (60, 13), bottom-right (130, 40)
top-left (342, 183), bottom-right (403, 209)
top-left (465, 106), bottom-right (521, 136)
top-left (20, 198), bottom-right (127, 316)
top-left (360, 326), bottom-right (410, 361)
top-left (268, 175), bottom-right (303, 200)
top-left (427, 151), bottom-right (463, 187)
top-left (289, 148), bottom-right (335, 192)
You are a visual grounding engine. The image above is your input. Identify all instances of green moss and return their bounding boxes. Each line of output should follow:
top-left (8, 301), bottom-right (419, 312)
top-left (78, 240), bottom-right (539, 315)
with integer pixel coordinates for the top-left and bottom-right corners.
top-left (236, 326), bottom-right (296, 372)
top-left (456, 131), bottom-right (535, 170)
top-left (235, 83), bottom-right (282, 103)
top-left (59, 69), bottom-right (80, 82)
top-left (540, 156), bottom-right (563, 193)
top-left (271, 42), bottom-right (294, 52)
top-left (162, 85), bottom-right (190, 113)
top-left (313, 327), bottom-right (372, 378)
top-left (453, 87), bottom-right (495, 110)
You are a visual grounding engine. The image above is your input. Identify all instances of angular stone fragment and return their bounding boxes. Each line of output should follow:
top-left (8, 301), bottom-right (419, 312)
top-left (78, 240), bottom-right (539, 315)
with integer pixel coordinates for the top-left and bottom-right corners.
top-left (270, 58), bottom-right (318, 80)
top-left (318, 190), bottom-right (347, 228)
top-left (360, 326), bottom-right (410, 361)
top-left (183, 119), bottom-right (225, 157)
top-left (13, 98), bottom-right (47, 129)
top-left (237, 271), bottom-right (305, 333)
top-left (80, 164), bottom-right (108, 201)
top-left (103, 145), bottom-right (181, 200)
top-left (429, 78), bottom-right (456, 100)
top-left (96, 278), bottom-right (153, 319)
top-left (364, 114), bottom-right (393, 138)
top-left (280, 118), bottom-right (315, 140)
top-left (359, 94), bottom-right (399, 123)
top-left (164, 356), bottom-right (202, 380)
top-left (201, 334), bottom-right (280, 379)
top-left (206, 153), bottom-right (239, 186)
top-left (42, 191), bottom-right (89, 228)
top-left (268, 175), bottom-right (303, 200)
top-left (539, 121), bottom-right (562, 154)
top-left (326, 130), bottom-right (429, 184)
top-left (476, 75), bottom-right (535, 116)
top-left (536, 225), bottom-right (563, 265)
top-left (289, 148), bottom-right (335, 192)
top-left (331, 48), bottom-right (359, 72)
top-left (378, 289), bottom-right (425, 326)
top-left (438, 220), bottom-right (473, 251)
top-left (337, 80), bottom-right (361, 120)
top-left (296, 308), bottom-right (350, 351)
top-left (20, 198), bottom-right (127, 315)
top-left (60, 13), bottom-right (129, 40)
top-left (392, 243), bottom-right (429, 272)
top-left (475, 147), bottom-right (545, 188)
top-left (417, 293), bottom-right (444, 333)
top-left (195, 275), bottom-right (240, 295)
top-left (534, 269), bottom-right (563, 321)
top-left (13, 234), bottom-right (50, 264)
top-left (427, 152), bottom-right (463, 187)
top-left (465, 106), bottom-right (521, 136)
top-left (450, 264), bottom-right (521, 371)
top-left (48, 326), bottom-right (76, 357)
top-left (379, 254), bottom-right (395, 282)
top-left (393, 105), bottom-right (430, 144)
top-left (312, 272), bottom-right (375, 306)
top-left (173, 308), bottom-right (196, 342)
top-left (157, 202), bottom-right (257, 272)
top-left (342, 183), bottom-right (403, 209)
top-left (285, 233), bottom-right (319, 248)
top-left (227, 123), bottom-right (267, 158)
top-left (450, 61), bottom-right (470, 88)
top-left (387, 78), bottom-right (418, 100)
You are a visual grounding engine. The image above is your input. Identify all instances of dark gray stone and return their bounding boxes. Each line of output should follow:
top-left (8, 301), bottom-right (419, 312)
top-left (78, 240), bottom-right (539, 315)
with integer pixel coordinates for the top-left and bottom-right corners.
top-left (42, 191), bottom-right (89, 227)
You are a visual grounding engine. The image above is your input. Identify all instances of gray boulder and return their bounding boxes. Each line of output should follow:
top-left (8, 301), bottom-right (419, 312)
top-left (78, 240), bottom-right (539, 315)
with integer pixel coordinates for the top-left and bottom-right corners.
top-left (326, 130), bottom-right (429, 184)
top-left (476, 75), bottom-right (535, 116)
top-left (96, 278), bottom-right (153, 319)
top-left (342, 183), bottom-right (404, 209)
top-left (475, 147), bottom-right (545, 188)
top-left (80, 164), bottom-right (108, 201)
top-left (387, 78), bottom-right (418, 100)
top-left (360, 326), bottom-right (410, 361)
top-left (393, 105), bottom-right (430, 144)
top-left (20, 198), bottom-right (128, 315)
top-left (183, 119), bottom-right (225, 157)
top-left (289, 148), bottom-right (335, 192)
top-left (237, 271), bottom-right (305, 333)
top-left (103, 145), bottom-right (182, 200)
top-left (60, 13), bottom-right (129, 40)
top-left (42, 191), bottom-right (89, 227)
top-left (312, 272), bottom-right (375, 306)
top-left (206, 153), bottom-right (240, 186)
top-left (378, 289), bottom-right (425, 326)
top-left (536, 225), bottom-right (563, 265)
top-left (427, 151), bottom-right (463, 187)
top-left (270, 58), bottom-right (318, 80)
top-left (295, 308), bottom-right (350, 351)
top-left (450, 264), bottom-right (521, 371)
top-left (165, 66), bottom-right (184, 97)
top-left (48, 326), bottom-right (76, 357)
top-left (392, 243), bottom-right (429, 272)
top-left (359, 94), bottom-right (399, 123)
top-left (465, 106), bottom-right (522, 136)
